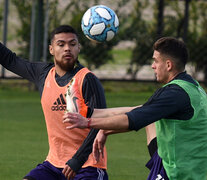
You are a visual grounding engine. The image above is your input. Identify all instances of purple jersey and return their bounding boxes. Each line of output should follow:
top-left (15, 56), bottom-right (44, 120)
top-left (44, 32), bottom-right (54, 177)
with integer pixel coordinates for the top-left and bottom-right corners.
top-left (146, 151), bottom-right (169, 180)
top-left (24, 161), bottom-right (108, 180)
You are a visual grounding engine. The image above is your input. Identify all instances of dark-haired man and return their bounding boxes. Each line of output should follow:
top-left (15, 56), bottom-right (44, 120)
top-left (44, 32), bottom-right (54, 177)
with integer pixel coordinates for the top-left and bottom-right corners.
top-left (0, 25), bottom-right (108, 180)
top-left (64, 37), bottom-right (207, 180)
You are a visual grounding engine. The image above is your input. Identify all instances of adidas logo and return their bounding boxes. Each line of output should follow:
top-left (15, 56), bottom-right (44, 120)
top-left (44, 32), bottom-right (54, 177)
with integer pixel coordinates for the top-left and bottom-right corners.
top-left (51, 94), bottom-right (66, 111)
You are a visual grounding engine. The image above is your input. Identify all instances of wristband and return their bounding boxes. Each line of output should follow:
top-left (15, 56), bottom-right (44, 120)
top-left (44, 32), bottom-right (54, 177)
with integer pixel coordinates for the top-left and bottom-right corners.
top-left (87, 118), bottom-right (91, 128)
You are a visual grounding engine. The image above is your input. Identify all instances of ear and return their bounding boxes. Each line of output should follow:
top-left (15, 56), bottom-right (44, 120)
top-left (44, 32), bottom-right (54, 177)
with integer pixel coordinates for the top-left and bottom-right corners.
top-left (49, 45), bottom-right (54, 55)
top-left (166, 59), bottom-right (173, 71)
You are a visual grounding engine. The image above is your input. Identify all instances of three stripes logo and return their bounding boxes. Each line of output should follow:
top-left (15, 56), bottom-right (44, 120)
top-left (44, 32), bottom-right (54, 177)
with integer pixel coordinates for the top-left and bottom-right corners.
top-left (51, 94), bottom-right (66, 111)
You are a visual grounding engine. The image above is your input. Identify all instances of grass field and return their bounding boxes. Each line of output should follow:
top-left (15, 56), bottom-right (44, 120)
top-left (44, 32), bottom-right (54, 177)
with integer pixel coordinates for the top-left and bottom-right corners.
top-left (0, 80), bottom-right (160, 180)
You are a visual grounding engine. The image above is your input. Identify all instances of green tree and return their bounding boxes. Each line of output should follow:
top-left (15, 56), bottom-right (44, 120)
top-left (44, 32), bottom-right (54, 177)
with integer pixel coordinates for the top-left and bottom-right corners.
top-left (12, 0), bottom-right (44, 61)
top-left (187, 1), bottom-right (207, 83)
top-left (124, 0), bottom-right (155, 79)
top-left (164, 0), bottom-right (186, 38)
top-left (0, 3), bottom-right (3, 38)
top-left (161, 0), bottom-right (207, 83)
top-left (11, 0), bottom-right (32, 58)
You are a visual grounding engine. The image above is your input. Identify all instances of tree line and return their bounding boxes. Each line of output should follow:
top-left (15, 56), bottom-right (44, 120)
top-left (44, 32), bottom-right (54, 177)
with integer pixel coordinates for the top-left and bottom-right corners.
top-left (0, 0), bottom-right (207, 83)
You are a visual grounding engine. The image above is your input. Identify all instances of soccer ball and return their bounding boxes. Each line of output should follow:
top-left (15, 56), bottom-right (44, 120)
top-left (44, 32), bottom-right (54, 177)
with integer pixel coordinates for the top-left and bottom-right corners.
top-left (81, 5), bottom-right (119, 43)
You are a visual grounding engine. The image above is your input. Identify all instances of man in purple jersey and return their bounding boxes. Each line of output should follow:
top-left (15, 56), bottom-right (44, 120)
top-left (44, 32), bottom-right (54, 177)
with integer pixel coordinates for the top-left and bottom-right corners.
top-left (0, 25), bottom-right (108, 180)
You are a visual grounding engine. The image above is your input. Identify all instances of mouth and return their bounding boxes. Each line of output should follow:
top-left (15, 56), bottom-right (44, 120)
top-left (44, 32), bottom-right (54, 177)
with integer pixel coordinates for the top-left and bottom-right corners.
top-left (63, 54), bottom-right (73, 60)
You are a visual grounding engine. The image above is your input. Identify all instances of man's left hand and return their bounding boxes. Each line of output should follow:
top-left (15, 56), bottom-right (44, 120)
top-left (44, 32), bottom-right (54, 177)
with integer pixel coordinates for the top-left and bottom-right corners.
top-left (62, 164), bottom-right (76, 180)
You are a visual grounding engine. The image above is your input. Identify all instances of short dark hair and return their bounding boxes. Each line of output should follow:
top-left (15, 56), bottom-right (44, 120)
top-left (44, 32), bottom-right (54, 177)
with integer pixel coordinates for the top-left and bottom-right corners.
top-left (50, 25), bottom-right (79, 43)
top-left (153, 37), bottom-right (188, 71)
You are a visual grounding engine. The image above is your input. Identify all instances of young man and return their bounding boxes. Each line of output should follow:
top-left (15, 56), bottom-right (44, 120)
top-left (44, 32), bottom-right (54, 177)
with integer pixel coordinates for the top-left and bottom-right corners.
top-left (0, 25), bottom-right (108, 180)
top-left (63, 37), bottom-right (207, 180)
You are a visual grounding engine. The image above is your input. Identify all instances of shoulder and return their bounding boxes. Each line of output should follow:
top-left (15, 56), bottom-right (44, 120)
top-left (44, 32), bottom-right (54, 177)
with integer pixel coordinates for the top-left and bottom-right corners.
top-left (159, 84), bottom-right (191, 108)
top-left (161, 84), bottom-right (188, 99)
top-left (84, 72), bottom-right (102, 86)
top-left (36, 62), bottom-right (54, 84)
top-left (74, 66), bottom-right (99, 82)
top-left (150, 84), bottom-right (184, 99)
top-left (38, 62), bottom-right (54, 70)
top-left (146, 84), bottom-right (189, 106)
top-left (37, 62), bottom-right (54, 76)
top-left (82, 71), bottom-right (104, 95)
top-left (85, 71), bottom-right (97, 78)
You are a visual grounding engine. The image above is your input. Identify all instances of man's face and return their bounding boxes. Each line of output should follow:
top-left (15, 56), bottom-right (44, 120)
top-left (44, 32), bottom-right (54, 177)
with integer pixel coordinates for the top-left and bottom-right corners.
top-left (49, 32), bottom-right (80, 72)
top-left (151, 50), bottom-right (169, 83)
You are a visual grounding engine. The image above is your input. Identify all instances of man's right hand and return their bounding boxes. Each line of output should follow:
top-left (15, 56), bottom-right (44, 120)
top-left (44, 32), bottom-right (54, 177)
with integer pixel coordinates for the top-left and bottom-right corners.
top-left (63, 112), bottom-right (88, 129)
top-left (93, 130), bottom-right (107, 163)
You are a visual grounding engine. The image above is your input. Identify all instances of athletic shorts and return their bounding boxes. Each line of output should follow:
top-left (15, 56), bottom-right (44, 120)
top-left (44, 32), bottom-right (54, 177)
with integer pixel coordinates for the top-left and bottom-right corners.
top-left (23, 161), bottom-right (108, 180)
top-left (145, 150), bottom-right (169, 180)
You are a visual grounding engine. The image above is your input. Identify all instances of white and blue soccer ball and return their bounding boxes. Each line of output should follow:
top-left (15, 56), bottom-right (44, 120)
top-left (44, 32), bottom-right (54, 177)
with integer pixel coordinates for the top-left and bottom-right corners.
top-left (81, 5), bottom-right (119, 43)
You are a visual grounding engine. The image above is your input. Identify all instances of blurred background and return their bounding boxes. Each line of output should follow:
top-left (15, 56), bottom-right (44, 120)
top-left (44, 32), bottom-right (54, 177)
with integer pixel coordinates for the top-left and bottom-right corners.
top-left (0, 0), bottom-right (207, 83)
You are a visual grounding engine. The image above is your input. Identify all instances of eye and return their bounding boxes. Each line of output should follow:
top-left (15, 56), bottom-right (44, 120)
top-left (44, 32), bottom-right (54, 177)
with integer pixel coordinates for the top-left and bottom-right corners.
top-left (70, 43), bottom-right (76, 46)
top-left (56, 41), bottom-right (65, 47)
top-left (70, 41), bottom-right (77, 46)
top-left (58, 43), bottom-right (64, 47)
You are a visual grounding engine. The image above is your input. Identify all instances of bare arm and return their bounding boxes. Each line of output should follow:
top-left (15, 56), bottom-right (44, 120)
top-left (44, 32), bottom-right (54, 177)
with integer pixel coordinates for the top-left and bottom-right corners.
top-left (91, 106), bottom-right (139, 135)
top-left (63, 105), bottom-right (141, 130)
top-left (145, 123), bottom-right (156, 145)
top-left (91, 114), bottom-right (129, 130)
top-left (63, 113), bottom-right (129, 130)
top-left (92, 105), bottom-right (141, 118)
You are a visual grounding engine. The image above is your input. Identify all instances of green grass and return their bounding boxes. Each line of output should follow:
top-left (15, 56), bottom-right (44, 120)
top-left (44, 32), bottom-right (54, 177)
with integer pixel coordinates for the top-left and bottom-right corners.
top-left (0, 81), bottom-right (156, 179)
top-left (105, 87), bottom-right (153, 179)
top-left (0, 88), bottom-right (48, 179)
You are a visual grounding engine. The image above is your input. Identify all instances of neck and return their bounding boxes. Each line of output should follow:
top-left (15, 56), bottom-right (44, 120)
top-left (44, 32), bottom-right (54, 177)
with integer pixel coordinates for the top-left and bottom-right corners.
top-left (54, 62), bottom-right (77, 77)
top-left (55, 66), bottom-right (67, 77)
top-left (167, 71), bottom-right (182, 83)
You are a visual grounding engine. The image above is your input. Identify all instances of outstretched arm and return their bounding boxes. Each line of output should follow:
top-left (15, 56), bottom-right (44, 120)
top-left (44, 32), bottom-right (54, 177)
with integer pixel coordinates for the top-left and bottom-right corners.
top-left (0, 42), bottom-right (49, 84)
top-left (63, 105), bottom-right (140, 130)
top-left (92, 106), bottom-right (141, 118)
top-left (63, 112), bottom-right (129, 130)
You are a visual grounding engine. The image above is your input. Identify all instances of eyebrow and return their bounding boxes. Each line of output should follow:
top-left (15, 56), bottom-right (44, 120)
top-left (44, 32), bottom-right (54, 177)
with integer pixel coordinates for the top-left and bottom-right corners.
top-left (56, 39), bottom-right (77, 44)
top-left (56, 40), bottom-right (65, 43)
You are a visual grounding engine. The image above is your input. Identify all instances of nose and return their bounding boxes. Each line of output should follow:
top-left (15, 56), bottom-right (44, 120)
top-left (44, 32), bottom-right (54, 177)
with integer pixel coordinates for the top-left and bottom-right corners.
top-left (151, 61), bottom-right (155, 69)
top-left (64, 44), bottom-right (71, 51)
